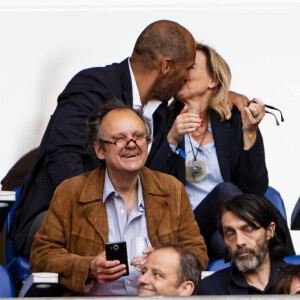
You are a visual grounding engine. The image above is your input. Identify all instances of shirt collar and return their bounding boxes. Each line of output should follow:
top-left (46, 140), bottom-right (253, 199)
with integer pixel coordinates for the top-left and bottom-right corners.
top-left (128, 58), bottom-right (162, 114)
top-left (102, 169), bottom-right (115, 203)
top-left (128, 58), bottom-right (142, 108)
top-left (230, 259), bottom-right (286, 293)
top-left (208, 119), bottom-right (212, 133)
top-left (142, 100), bottom-right (162, 122)
top-left (137, 177), bottom-right (145, 211)
top-left (102, 168), bottom-right (144, 210)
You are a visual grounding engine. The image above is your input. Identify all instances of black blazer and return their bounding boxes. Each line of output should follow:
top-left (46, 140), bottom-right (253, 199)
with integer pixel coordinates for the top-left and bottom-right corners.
top-left (153, 107), bottom-right (269, 196)
top-left (9, 58), bottom-right (169, 255)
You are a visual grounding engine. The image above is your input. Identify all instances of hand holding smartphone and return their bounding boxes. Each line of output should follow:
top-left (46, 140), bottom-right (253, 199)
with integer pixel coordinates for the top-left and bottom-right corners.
top-left (105, 241), bottom-right (129, 276)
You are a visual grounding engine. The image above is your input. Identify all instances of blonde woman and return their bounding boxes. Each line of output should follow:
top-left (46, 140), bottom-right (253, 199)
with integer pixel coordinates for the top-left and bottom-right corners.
top-left (161, 43), bottom-right (293, 258)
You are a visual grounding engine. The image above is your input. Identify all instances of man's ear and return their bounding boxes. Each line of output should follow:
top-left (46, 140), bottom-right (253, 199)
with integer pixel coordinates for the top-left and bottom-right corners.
top-left (266, 222), bottom-right (276, 240)
top-left (161, 57), bottom-right (173, 74)
top-left (94, 142), bottom-right (105, 160)
top-left (178, 281), bottom-right (195, 296)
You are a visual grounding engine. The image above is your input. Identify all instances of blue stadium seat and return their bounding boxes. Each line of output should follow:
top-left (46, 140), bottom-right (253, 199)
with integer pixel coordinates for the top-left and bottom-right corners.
top-left (6, 187), bottom-right (31, 282)
top-left (284, 255), bottom-right (300, 265)
top-left (205, 258), bottom-right (231, 271)
top-left (264, 186), bottom-right (287, 220)
top-left (0, 264), bottom-right (15, 297)
top-left (291, 196), bottom-right (300, 229)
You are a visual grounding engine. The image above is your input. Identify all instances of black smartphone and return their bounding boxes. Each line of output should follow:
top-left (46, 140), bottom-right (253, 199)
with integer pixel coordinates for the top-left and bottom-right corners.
top-left (105, 241), bottom-right (129, 276)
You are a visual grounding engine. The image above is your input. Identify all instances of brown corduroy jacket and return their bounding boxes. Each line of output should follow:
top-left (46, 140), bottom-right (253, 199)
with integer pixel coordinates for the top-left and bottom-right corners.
top-left (30, 166), bottom-right (208, 294)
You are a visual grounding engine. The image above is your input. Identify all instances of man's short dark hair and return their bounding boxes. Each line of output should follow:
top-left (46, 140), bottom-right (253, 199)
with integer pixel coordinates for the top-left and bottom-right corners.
top-left (86, 99), bottom-right (151, 158)
top-left (217, 193), bottom-right (286, 261)
top-left (154, 242), bottom-right (202, 293)
top-left (132, 20), bottom-right (193, 69)
top-left (274, 264), bottom-right (300, 294)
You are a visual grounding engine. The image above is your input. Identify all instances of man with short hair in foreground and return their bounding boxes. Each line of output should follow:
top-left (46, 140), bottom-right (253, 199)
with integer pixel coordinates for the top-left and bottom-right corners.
top-left (138, 243), bottom-right (201, 296)
top-left (29, 102), bottom-right (207, 296)
top-left (199, 193), bottom-right (287, 295)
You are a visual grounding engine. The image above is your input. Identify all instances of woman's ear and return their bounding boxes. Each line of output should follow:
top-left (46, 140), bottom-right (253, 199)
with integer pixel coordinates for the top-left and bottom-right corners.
top-left (208, 78), bottom-right (219, 89)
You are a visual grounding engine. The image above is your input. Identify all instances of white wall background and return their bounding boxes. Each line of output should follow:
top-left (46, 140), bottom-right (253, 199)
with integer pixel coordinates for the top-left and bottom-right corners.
top-left (1, 0), bottom-right (299, 251)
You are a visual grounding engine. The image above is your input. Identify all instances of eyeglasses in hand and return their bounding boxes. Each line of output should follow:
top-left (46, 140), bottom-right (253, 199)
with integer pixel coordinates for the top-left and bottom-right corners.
top-left (248, 100), bottom-right (284, 126)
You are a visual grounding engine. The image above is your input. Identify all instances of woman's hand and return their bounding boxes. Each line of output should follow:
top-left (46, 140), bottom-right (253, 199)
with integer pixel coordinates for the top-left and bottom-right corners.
top-left (167, 106), bottom-right (203, 146)
top-left (89, 251), bottom-right (127, 284)
top-left (242, 98), bottom-right (265, 150)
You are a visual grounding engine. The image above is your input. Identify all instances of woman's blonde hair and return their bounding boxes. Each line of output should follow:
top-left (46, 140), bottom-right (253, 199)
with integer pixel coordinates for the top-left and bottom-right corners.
top-left (168, 43), bottom-right (231, 122)
top-left (196, 42), bottom-right (231, 121)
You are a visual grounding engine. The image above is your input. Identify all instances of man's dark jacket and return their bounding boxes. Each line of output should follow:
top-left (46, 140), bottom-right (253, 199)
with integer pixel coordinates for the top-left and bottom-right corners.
top-left (199, 260), bottom-right (286, 295)
top-left (9, 58), bottom-right (169, 256)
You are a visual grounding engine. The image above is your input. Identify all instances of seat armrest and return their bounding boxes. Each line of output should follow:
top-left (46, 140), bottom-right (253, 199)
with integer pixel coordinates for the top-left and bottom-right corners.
top-left (18, 272), bottom-right (59, 297)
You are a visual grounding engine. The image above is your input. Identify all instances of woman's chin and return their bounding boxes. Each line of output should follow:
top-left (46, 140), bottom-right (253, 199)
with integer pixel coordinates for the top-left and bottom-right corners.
top-left (174, 92), bottom-right (186, 102)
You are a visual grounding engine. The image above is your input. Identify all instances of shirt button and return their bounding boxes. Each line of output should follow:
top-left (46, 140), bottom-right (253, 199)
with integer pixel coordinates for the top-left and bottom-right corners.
top-left (127, 280), bottom-right (131, 285)
top-left (120, 209), bottom-right (125, 214)
top-left (114, 192), bottom-right (119, 197)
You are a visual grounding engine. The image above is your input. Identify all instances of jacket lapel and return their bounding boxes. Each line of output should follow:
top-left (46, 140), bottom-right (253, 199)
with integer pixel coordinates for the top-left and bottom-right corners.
top-left (144, 194), bottom-right (168, 244)
top-left (147, 102), bottom-right (168, 163)
top-left (139, 167), bottom-right (168, 243)
top-left (119, 58), bottom-right (133, 106)
top-left (85, 202), bottom-right (109, 244)
top-left (79, 168), bottom-right (109, 243)
top-left (211, 110), bottom-right (231, 182)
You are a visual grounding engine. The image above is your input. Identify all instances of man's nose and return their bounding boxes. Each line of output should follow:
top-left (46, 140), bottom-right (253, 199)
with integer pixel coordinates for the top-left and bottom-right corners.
top-left (235, 231), bottom-right (246, 246)
top-left (125, 139), bottom-right (137, 148)
top-left (138, 272), bottom-right (150, 285)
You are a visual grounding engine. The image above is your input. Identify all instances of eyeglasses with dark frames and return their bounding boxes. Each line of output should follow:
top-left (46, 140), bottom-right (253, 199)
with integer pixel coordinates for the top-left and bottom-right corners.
top-left (99, 137), bottom-right (150, 148)
top-left (248, 100), bottom-right (284, 126)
